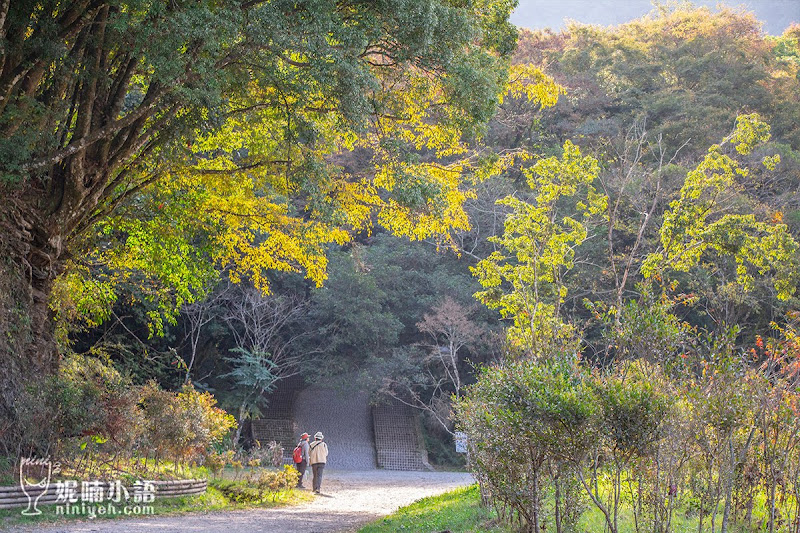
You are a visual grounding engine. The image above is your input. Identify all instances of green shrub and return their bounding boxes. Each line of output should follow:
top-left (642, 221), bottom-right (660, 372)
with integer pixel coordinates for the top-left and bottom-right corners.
top-left (211, 479), bottom-right (265, 503)
top-left (212, 466), bottom-right (299, 503)
top-left (252, 465), bottom-right (300, 496)
top-left (457, 357), bottom-right (596, 533)
top-left (14, 354), bottom-right (236, 480)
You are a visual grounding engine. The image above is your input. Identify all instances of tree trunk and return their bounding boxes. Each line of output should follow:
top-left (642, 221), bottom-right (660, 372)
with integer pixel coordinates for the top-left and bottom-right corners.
top-left (232, 400), bottom-right (248, 446)
top-left (711, 470), bottom-right (722, 533)
top-left (531, 467), bottom-right (540, 533)
top-left (0, 195), bottom-right (65, 454)
top-left (721, 490), bottom-right (731, 533)
top-left (721, 433), bottom-right (739, 533)
top-left (554, 470), bottom-right (562, 533)
top-left (769, 480), bottom-right (777, 533)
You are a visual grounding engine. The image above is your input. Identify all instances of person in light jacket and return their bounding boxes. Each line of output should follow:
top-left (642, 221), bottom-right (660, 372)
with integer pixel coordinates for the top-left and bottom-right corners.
top-left (308, 431), bottom-right (329, 493)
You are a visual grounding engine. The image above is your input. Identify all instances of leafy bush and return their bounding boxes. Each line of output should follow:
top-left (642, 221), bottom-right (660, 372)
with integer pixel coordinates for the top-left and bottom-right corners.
top-left (211, 479), bottom-right (265, 504)
top-left (15, 354), bottom-right (143, 458)
top-left (204, 450), bottom-right (235, 478)
top-left (15, 354), bottom-right (236, 480)
top-left (457, 358), bottom-right (674, 533)
top-left (211, 466), bottom-right (299, 503)
top-left (252, 465), bottom-right (300, 496)
top-left (175, 384), bottom-right (237, 462)
top-left (457, 357), bottom-right (596, 533)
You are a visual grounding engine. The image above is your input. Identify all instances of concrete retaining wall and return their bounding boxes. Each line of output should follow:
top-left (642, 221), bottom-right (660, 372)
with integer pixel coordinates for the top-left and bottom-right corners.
top-left (292, 383), bottom-right (377, 470)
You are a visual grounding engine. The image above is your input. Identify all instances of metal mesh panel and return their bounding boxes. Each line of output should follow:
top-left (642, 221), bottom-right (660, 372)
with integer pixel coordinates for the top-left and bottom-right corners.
top-left (251, 418), bottom-right (296, 461)
top-left (373, 402), bottom-right (430, 471)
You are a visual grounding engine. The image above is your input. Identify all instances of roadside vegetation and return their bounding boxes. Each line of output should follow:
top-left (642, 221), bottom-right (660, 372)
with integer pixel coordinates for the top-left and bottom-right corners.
top-left (361, 483), bottom-right (787, 533)
top-left (455, 8), bottom-right (800, 533)
top-left (1, 2), bottom-right (800, 532)
top-left (358, 485), bottom-right (512, 533)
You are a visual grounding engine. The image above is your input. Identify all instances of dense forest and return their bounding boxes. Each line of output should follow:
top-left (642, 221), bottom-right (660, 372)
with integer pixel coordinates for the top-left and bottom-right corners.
top-left (460, 8), bottom-right (800, 533)
top-left (1, 1), bottom-right (800, 531)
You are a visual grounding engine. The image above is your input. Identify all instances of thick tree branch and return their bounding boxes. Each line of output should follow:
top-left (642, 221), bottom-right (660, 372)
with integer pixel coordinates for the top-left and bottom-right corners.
top-left (21, 82), bottom-right (169, 173)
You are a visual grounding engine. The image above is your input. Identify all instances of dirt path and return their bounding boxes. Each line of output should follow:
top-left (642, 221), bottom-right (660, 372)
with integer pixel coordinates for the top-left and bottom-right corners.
top-left (10, 471), bottom-right (474, 533)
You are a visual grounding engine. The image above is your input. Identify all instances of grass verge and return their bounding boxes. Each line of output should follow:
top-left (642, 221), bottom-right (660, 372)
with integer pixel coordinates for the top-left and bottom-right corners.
top-left (358, 482), bottom-right (766, 533)
top-left (358, 484), bottom-right (512, 533)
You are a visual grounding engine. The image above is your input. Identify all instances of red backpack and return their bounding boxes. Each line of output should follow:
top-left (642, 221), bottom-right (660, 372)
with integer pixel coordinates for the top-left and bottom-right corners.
top-left (292, 443), bottom-right (303, 463)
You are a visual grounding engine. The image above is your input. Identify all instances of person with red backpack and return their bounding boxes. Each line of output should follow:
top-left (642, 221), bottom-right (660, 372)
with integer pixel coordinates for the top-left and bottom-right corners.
top-left (292, 433), bottom-right (310, 488)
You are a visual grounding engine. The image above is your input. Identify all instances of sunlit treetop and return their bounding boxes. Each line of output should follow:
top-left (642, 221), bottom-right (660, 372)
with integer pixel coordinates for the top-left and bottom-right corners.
top-left (1, 1), bottom-right (563, 335)
top-left (642, 114), bottom-right (799, 301)
top-left (472, 140), bottom-right (606, 357)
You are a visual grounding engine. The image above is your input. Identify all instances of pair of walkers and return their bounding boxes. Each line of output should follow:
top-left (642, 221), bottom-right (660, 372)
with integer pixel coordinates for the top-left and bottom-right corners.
top-left (293, 431), bottom-right (328, 493)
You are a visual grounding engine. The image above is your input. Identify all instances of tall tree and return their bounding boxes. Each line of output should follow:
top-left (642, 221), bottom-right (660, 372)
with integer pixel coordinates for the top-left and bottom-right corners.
top-left (0, 0), bottom-right (517, 449)
top-left (472, 140), bottom-right (607, 357)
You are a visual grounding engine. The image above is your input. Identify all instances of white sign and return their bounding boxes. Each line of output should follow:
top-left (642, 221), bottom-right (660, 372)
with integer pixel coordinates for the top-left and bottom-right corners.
top-left (454, 431), bottom-right (468, 454)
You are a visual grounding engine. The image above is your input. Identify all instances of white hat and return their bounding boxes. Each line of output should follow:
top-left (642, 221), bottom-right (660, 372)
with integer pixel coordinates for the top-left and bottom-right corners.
top-left (314, 431), bottom-right (324, 440)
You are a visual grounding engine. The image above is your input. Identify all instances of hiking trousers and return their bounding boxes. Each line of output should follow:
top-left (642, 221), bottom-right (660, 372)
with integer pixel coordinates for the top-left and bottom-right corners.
top-left (295, 460), bottom-right (307, 487)
top-left (311, 462), bottom-right (325, 492)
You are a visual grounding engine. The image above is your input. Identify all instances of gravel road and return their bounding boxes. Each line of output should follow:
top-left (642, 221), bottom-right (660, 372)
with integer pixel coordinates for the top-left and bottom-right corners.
top-left (8, 470), bottom-right (474, 533)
